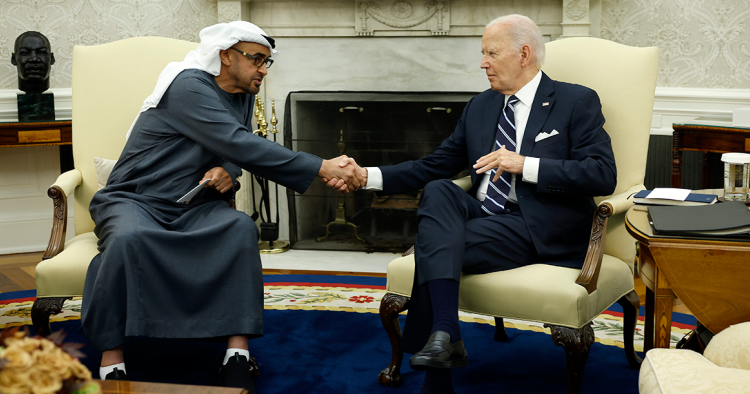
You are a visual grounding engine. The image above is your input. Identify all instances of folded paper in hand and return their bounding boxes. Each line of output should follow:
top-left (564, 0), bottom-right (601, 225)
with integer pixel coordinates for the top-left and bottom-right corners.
top-left (648, 201), bottom-right (750, 236)
top-left (177, 179), bottom-right (210, 204)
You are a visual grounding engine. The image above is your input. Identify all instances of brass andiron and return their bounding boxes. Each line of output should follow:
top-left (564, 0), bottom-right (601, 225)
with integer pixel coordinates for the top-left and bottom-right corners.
top-left (270, 99), bottom-right (278, 134)
top-left (253, 96), bottom-right (289, 253)
top-left (317, 130), bottom-right (364, 243)
top-left (253, 98), bottom-right (268, 137)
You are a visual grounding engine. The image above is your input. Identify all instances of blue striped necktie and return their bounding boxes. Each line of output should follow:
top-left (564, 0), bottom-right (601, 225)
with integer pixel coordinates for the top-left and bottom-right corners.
top-left (482, 95), bottom-right (518, 216)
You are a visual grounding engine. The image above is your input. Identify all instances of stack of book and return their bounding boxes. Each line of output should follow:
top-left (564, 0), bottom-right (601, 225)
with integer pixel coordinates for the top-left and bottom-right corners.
top-left (633, 188), bottom-right (718, 206)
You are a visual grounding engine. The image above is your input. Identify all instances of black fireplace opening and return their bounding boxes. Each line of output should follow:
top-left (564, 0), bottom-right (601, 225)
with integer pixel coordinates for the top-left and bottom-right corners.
top-left (285, 91), bottom-right (478, 253)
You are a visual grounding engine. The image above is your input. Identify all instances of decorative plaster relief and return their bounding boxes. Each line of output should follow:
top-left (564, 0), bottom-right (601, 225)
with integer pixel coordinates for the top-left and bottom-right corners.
top-left (218, 1), bottom-right (242, 24)
top-left (565, 0), bottom-right (588, 21)
top-left (561, 0), bottom-right (590, 37)
top-left (355, 1), bottom-right (450, 36)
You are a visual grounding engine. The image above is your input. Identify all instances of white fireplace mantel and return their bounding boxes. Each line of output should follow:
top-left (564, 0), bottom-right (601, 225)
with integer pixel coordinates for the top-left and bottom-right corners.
top-left (216, 0), bottom-right (601, 39)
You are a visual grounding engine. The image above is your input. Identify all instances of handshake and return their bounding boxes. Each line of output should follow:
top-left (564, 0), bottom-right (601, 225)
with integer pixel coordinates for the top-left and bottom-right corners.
top-left (318, 155), bottom-right (368, 193)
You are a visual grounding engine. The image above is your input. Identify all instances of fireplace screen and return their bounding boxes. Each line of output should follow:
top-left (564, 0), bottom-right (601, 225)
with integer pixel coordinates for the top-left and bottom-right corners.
top-left (284, 91), bottom-right (477, 253)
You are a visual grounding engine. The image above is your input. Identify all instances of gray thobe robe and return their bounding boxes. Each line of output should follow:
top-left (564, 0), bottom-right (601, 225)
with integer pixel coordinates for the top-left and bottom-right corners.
top-left (81, 69), bottom-right (322, 351)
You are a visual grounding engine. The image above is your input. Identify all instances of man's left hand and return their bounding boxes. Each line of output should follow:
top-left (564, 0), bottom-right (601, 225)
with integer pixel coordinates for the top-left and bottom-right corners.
top-left (473, 146), bottom-right (525, 182)
top-left (202, 167), bottom-right (234, 194)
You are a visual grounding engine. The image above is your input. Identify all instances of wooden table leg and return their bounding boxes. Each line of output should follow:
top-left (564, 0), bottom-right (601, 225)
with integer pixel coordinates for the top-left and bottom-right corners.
top-left (655, 297), bottom-right (674, 348)
top-left (644, 287), bottom-right (655, 352)
top-left (654, 267), bottom-right (675, 348)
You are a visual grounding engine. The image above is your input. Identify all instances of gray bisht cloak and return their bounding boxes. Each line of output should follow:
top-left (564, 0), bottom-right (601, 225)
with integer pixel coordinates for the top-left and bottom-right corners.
top-left (81, 69), bottom-right (322, 351)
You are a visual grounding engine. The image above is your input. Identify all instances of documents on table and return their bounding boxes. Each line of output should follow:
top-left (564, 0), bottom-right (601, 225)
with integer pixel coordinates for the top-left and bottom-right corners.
top-left (648, 201), bottom-right (750, 237)
top-left (177, 179), bottom-right (211, 204)
top-left (633, 188), bottom-right (717, 206)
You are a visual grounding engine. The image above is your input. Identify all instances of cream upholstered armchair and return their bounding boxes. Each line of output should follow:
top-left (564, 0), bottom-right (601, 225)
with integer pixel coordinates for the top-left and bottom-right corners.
top-left (377, 38), bottom-right (659, 394)
top-left (639, 322), bottom-right (750, 393)
top-left (32, 37), bottom-right (198, 336)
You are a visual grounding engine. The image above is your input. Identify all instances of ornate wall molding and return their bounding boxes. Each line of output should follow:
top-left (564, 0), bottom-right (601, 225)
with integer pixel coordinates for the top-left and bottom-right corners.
top-left (355, 1), bottom-right (450, 36)
top-left (561, 0), bottom-right (591, 37)
top-left (565, 0), bottom-right (588, 21)
top-left (218, 1), bottom-right (243, 23)
top-left (246, 0), bottom-right (568, 39)
top-left (651, 86), bottom-right (750, 135)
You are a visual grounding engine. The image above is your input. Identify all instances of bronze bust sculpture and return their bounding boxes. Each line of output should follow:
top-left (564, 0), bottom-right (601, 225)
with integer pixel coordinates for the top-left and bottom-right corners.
top-left (11, 31), bottom-right (55, 94)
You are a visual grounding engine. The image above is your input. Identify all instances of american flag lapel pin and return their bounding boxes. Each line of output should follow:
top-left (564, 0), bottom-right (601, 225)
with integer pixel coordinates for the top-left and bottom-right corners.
top-left (542, 102), bottom-right (549, 106)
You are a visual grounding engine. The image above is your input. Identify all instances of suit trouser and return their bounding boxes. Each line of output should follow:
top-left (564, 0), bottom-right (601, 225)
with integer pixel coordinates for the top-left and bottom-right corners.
top-left (402, 179), bottom-right (536, 354)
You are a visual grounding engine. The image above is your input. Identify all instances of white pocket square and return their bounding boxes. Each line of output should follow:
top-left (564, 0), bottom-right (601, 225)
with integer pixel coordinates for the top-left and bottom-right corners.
top-left (535, 129), bottom-right (559, 142)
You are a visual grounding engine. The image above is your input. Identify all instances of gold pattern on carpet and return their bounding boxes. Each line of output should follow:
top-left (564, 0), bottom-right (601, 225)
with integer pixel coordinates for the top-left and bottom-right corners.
top-left (0, 286), bottom-right (690, 351)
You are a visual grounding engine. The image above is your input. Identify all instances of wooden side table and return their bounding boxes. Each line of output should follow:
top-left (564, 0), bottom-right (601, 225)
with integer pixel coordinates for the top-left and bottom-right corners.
top-left (0, 120), bottom-right (72, 148)
top-left (625, 203), bottom-right (750, 351)
top-left (671, 123), bottom-right (750, 188)
top-left (97, 379), bottom-right (248, 393)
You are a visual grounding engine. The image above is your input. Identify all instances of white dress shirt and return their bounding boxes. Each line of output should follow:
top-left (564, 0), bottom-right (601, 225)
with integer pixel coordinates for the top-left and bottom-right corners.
top-left (365, 70), bottom-right (543, 201)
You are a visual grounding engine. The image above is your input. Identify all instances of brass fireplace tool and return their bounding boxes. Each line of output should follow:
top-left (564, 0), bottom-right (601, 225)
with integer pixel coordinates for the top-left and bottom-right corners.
top-left (253, 97), bottom-right (272, 137)
top-left (252, 97), bottom-right (289, 253)
top-left (317, 130), bottom-right (364, 243)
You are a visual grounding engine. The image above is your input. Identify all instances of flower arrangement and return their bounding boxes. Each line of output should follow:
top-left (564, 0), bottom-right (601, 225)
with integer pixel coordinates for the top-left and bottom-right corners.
top-left (0, 328), bottom-right (100, 394)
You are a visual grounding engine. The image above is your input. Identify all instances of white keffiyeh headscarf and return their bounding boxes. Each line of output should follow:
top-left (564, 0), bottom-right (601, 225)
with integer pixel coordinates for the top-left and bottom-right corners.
top-left (125, 21), bottom-right (278, 140)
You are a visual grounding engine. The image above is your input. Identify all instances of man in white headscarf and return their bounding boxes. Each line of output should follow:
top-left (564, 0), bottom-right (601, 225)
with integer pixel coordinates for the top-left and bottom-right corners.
top-left (81, 21), bottom-right (363, 392)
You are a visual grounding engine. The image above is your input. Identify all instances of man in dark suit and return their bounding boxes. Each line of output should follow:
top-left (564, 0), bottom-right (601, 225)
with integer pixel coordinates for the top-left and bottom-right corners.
top-left (328, 14), bottom-right (616, 394)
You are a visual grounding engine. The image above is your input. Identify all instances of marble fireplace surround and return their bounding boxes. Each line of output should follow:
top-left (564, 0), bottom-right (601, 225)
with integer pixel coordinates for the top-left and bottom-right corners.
top-left (219, 0), bottom-right (601, 243)
top-left (218, 0), bottom-right (600, 39)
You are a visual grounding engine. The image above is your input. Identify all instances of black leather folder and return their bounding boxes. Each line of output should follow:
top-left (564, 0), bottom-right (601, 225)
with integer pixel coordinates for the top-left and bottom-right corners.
top-left (647, 201), bottom-right (750, 236)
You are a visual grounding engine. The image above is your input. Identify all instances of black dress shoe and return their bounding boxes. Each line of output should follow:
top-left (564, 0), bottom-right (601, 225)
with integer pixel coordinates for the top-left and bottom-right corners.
top-left (219, 354), bottom-right (258, 394)
top-left (410, 331), bottom-right (468, 370)
top-left (103, 367), bottom-right (128, 380)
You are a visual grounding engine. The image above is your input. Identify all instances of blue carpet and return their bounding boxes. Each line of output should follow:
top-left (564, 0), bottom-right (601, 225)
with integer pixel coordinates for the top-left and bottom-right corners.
top-left (18, 275), bottom-right (642, 393)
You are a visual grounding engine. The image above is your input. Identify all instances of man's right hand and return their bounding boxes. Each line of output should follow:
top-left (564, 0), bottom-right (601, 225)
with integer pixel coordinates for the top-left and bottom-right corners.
top-left (318, 155), bottom-right (367, 193)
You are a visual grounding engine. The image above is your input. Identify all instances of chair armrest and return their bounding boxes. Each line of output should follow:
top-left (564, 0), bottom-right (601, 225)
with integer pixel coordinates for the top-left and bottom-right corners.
top-left (43, 169), bottom-right (83, 260)
top-left (575, 185), bottom-right (646, 293)
top-left (574, 204), bottom-right (612, 293)
top-left (598, 184), bottom-right (645, 216)
top-left (53, 169), bottom-right (83, 198)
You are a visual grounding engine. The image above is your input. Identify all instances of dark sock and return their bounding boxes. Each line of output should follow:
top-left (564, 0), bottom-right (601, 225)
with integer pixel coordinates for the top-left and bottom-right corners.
top-left (418, 368), bottom-right (455, 394)
top-left (428, 278), bottom-right (461, 343)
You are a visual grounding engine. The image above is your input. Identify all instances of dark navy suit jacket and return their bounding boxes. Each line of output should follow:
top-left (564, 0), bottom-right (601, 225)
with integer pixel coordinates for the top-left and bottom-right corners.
top-left (379, 72), bottom-right (617, 264)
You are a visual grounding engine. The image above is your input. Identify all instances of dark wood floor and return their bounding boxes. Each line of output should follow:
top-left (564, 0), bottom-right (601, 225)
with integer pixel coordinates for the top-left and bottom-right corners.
top-left (0, 252), bottom-right (692, 316)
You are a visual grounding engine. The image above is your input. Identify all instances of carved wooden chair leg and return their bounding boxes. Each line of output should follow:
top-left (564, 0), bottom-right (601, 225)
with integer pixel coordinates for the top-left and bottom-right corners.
top-left (546, 323), bottom-right (595, 394)
top-left (378, 292), bottom-right (409, 387)
top-left (31, 297), bottom-right (71, 337)
top-left (616, 290), bottom-right (643, 367)
top-left (493, 317), bottom-right (509, 341)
